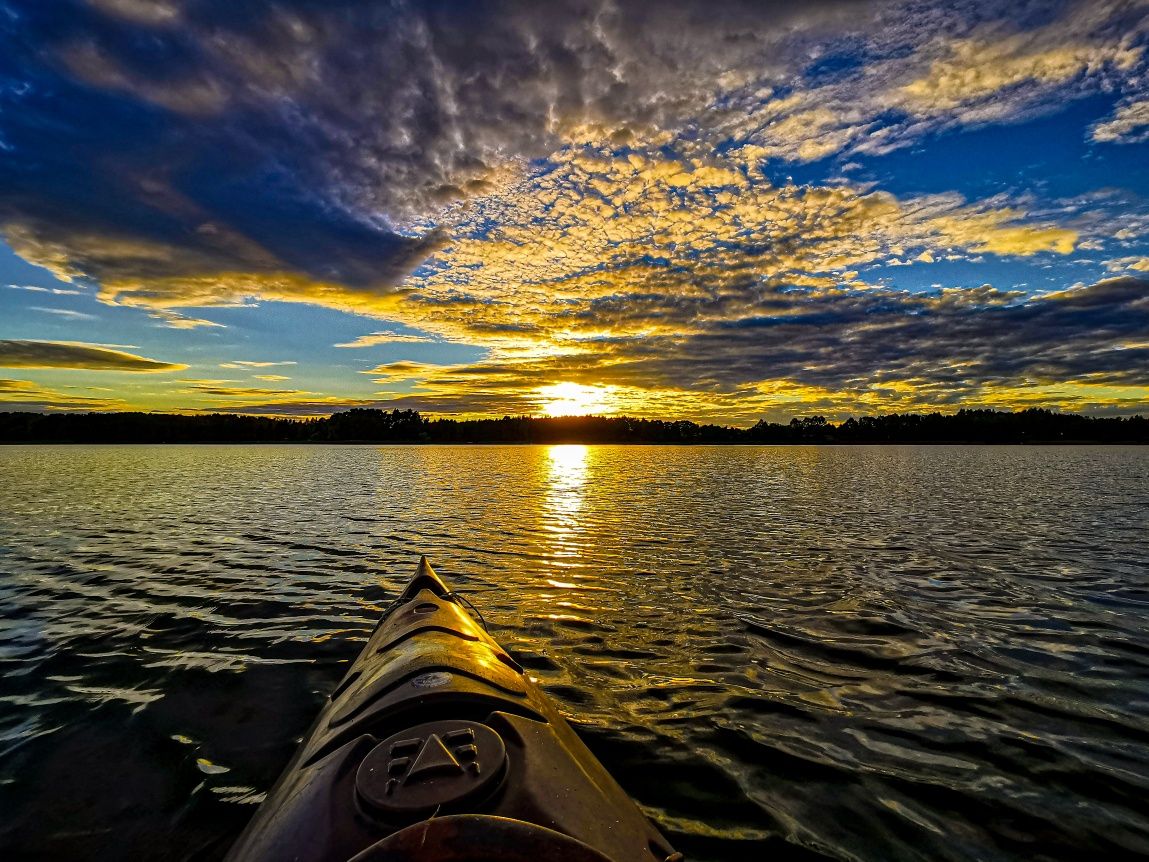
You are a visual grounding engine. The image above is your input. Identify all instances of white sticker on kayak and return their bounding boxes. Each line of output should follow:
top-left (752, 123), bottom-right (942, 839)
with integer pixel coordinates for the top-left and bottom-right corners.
top-left (410, 671), bottom-right (453, 689)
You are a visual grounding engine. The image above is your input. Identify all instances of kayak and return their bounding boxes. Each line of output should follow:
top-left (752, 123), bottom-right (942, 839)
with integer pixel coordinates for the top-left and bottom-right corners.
top-left (226, 557), bottom-right (681, 862)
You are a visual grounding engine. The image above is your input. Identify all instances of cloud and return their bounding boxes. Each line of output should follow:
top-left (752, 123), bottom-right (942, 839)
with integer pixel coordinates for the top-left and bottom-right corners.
top-left (0, 0), bottom-right (864, 318)
top-left (200, 397), bottom-right (379, 417)
top-left (30, 306), bottom-right (98, 320)
top-left (0, 340), bottom-right (186, 371)
top-left (668, 277), bottom-right (1149, 394)
top-left (362, 360), bottom-right (448, 379)
top-left (148, 308), bottom-right (223, 329)
top-left (898, 33), bottom-right (1140, 117)
top-left (1, 0), bottom-right (1146, 422)
top-left (720, 2), bottom-right (1146, 164)
top-left (253, 374), bottom-right (290, 381)
top-left (1, 220), bottom-right (440, 319)
top-left (0, 377), bottom-right (127, 411)
top-left (390, 143), bottom-right (1077, 358)
top-left (180, 383), bottom-right (312, 397)
top-left (1092, 98), bottom-right (1149, 143)
top-left (0, 0), bottom-right (1135, 321)
top-left (334, 330), bottom-right (438, 348)
top-left (218, 360), bottom-right (297, 368)
top-left (82, 0), bottom-right (183, 27)
top-left (1105, 256), bottom-right (1149, 273)
top-left (6, 283), bottom-right (84, 295)
top-left (366, 277), bottom-right (1149, 422)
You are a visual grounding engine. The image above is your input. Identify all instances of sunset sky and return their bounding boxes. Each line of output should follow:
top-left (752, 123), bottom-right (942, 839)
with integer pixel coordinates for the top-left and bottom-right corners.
top-left (1, 0), bottom-right (1148, 424)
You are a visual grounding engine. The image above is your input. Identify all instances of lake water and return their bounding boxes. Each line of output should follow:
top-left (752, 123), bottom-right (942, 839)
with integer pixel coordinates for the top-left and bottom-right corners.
top-left (1, 444), bottom-right (1148, 861)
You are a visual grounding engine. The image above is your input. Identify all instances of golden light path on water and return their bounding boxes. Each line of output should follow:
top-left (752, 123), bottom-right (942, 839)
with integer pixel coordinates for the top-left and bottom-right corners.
top-left (542, 444), bottom-right (589, 569)
top-left (2, 445), bottom-right (1149, 861)
top-left (538, 444), bottom-right (611, 629)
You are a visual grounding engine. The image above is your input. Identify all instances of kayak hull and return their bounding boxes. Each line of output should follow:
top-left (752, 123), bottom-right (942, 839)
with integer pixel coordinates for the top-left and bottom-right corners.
top-left (226, 558), bottom-right (678, 862)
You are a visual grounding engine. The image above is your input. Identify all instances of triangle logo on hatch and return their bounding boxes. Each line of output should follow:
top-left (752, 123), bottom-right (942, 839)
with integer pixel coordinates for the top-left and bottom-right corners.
top-left (406, 733), bottom-right (464, 781)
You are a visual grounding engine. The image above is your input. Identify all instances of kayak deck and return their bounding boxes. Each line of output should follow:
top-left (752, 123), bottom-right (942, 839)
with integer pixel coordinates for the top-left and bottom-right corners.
top-left (226, 557), bottom-right (680, 862)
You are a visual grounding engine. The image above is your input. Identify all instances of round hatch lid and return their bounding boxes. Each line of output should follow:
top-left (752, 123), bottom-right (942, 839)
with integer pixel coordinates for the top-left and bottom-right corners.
top-left (356, 720), bottom-right (507, 818)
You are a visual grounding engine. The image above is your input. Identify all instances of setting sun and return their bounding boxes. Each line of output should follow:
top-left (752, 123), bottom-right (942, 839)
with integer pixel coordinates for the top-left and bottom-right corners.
top-left (538, 382), bottom-right (615, 417)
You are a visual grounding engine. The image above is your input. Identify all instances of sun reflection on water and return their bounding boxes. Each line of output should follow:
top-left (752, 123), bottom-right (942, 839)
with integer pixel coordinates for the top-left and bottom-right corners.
top-left (541, 444), bottom-right (589, 566)
top-left (4, 446), bottom-right (1146, 861)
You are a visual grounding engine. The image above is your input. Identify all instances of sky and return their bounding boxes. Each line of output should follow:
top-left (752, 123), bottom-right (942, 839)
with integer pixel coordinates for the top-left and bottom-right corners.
top-left (0, 0), bottom-right (1147, 425)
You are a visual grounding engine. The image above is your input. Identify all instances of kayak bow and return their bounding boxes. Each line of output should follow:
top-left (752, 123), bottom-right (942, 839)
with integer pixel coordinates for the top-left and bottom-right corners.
top-left (226, 557), bottom-right (680, 862)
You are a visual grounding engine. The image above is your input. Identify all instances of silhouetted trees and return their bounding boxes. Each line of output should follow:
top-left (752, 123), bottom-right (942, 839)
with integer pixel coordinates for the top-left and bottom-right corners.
top-left (319, 408), bottom-right (428, 441)
top-left (0, 410), bottom-right (317, 443)
top-left (747, 408), bottom-right (1149, 443)
top-left (0, 407), bottom-right (1145, 444)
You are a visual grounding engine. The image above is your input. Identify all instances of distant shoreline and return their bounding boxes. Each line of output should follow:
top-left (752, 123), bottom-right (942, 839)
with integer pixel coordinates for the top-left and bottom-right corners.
top-left (3, 441), bottom-right (1147, 446)
top-left (1, 407), bottom-right (1146, 445)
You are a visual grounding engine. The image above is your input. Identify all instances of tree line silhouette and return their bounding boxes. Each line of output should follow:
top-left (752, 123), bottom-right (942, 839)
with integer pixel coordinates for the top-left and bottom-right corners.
top-left (0, 407), bottom-right (1146, 444)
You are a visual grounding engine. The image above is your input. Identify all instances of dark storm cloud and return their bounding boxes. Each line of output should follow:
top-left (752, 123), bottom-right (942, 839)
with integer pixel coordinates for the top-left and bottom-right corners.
top-left (625, 277), bottom-right (1149, 393)
top-left (0, 0), bottom-right (868, 298)
top-left (0, 339), bottom-right (186, 371)
top-left (359, 276), bottom-right (1148, 420)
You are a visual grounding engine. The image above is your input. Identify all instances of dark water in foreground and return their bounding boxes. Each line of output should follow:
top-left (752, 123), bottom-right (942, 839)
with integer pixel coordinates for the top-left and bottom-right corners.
top-left (1, 444), bottom-right (1148, 861)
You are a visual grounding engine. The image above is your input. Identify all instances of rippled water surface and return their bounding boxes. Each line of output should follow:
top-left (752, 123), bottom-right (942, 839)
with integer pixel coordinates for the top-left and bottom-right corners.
top-left (2, 444), bottom-right (1149, 861)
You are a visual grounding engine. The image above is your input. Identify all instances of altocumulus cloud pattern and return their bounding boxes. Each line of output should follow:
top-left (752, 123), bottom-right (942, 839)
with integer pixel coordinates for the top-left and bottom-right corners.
top-left (0, 0), bottom-right (1147, 421)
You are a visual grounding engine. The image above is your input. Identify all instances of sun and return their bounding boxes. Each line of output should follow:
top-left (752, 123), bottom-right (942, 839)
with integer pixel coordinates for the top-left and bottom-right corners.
top-left (538, 382), bottom-right (614, 417)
